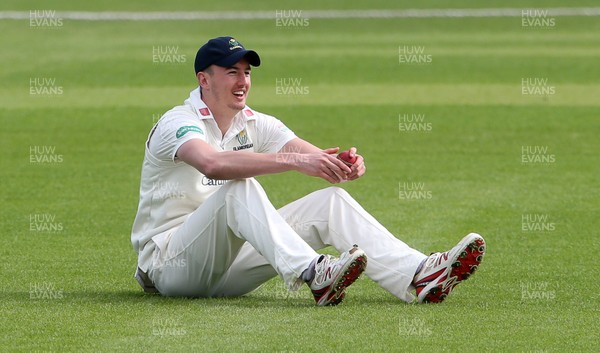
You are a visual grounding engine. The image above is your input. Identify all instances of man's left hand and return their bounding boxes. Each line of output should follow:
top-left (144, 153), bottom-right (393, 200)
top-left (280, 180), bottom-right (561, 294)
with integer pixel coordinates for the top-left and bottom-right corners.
top-left (345, 147), bottom-right (366, 181)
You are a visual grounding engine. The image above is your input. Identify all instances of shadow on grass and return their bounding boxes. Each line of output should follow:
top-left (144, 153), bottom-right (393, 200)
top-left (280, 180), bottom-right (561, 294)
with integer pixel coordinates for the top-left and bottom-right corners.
top-left (0, 289), bottom-right (318, 308)
top-left (1, 286), bottom-right (404, 309)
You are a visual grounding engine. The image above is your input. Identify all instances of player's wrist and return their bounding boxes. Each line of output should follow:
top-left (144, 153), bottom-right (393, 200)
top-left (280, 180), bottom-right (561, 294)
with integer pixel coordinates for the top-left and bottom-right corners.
top-left (274, 152), bottom-right (301, 171)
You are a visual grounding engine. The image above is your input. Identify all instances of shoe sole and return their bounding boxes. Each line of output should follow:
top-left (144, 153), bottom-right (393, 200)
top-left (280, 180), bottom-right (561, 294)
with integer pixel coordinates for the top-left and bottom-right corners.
top-left (420, 234), bottom-right (485, 304)
top-left (317, 246), bottom-right (367, 306)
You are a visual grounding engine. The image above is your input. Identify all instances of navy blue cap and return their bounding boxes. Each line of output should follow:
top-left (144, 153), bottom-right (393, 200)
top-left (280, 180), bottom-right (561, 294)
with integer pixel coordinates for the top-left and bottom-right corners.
top-left (194, 36), bottom-right (261, 74)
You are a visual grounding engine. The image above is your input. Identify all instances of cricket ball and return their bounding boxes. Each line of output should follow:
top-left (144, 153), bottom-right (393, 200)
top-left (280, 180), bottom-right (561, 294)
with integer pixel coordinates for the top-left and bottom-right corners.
top-left (337, 150), bottom-right (357, 166)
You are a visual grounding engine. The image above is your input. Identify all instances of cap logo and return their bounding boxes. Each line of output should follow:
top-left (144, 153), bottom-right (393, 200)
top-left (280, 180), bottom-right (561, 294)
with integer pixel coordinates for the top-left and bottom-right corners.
top-left (228, 38), bottom-right (243, 51)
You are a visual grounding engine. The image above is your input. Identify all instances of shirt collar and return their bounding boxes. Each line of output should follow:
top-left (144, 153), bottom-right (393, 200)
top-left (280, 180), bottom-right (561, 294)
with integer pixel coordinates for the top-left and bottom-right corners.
top-left (187, 87), bottom-right (256, 122)
top-left (186, 87), bottom-right (257, 144)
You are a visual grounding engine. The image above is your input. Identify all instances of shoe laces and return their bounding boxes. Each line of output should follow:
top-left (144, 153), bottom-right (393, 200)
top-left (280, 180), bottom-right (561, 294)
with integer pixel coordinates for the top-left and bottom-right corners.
top-left (313, 255), bottom-right (335, 285)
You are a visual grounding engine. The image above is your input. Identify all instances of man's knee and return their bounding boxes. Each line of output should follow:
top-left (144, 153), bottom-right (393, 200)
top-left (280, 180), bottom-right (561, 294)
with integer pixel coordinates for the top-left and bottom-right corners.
top-left (321, 186), bottom-right (351, 201)
top-left (226, 178), bottom-right (262, 192)
top-left (224, 178), bottom-right (271, 208)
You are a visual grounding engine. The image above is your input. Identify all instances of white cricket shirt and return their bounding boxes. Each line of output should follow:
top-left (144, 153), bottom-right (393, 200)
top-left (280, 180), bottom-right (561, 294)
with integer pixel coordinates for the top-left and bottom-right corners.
top-left (131, 87), bottom-right (296, 271)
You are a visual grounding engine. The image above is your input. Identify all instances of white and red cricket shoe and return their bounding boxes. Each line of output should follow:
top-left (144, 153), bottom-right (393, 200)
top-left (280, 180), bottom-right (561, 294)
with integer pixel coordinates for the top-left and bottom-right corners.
top-left (309, 245), bottom-right (367, 306)
top-left (414, 233), bottom-right (486, 304)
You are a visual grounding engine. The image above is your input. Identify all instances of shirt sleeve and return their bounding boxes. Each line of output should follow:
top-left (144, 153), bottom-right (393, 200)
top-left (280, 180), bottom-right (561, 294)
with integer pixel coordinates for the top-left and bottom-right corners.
top-left (253, 113), bottom-right (297, 154)
top-left (148, 114), bottom-right (207, 162)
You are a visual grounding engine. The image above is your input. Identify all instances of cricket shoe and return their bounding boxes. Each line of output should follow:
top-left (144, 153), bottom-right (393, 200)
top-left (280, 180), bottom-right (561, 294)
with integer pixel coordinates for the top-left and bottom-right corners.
top-left (414, 233), bottom-right (485, 304)
top-left (135, 267), bottom-right (159, 294)
top-left (309, 245), bottom-right (367, 306)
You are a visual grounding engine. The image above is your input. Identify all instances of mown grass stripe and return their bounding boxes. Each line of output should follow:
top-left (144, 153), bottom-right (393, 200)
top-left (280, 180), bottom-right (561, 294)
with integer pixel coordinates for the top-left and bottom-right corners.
top-left (3, 84), bottom-right (599, 109)
top-left (2, 7), bottom-right (600, 21)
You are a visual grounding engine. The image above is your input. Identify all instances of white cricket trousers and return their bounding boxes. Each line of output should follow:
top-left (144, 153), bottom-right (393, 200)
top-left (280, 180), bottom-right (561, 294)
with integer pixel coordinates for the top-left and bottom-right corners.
top-left (147, 178), bottom-right (427, 303)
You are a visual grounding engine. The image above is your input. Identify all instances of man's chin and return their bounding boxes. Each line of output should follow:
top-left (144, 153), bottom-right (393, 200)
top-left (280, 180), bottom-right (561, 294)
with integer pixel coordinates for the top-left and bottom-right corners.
top-left (229, 102), bottom-right (246, 111)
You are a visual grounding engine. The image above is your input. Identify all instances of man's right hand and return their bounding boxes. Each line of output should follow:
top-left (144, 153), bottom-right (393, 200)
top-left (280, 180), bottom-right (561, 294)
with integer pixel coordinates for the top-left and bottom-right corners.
top-left (292, 147), bottom-right (352, 184)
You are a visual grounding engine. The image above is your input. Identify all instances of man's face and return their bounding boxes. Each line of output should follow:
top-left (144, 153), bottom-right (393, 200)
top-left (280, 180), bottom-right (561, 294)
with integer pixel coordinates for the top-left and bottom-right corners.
top-left (199, 58), bottom-right (251, 113)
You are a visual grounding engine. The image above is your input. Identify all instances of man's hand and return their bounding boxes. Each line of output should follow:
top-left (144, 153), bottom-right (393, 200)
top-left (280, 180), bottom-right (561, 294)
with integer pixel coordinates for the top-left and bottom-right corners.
top-left (292, 147), bottom-right (352, 184)
top-left (344, 147), bottom-right (366, 181)
top-left (278, 139), bottom-right (367, 183)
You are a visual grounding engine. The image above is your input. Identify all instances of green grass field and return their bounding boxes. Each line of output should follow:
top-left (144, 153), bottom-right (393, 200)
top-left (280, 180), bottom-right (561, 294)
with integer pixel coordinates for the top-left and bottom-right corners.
top-left (1, 1), bottom-right (599, 352)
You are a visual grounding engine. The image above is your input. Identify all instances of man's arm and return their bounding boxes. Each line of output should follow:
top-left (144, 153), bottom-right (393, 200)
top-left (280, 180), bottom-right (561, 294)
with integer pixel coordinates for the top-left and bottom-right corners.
top-left (176, 138), bottom-right (352, 183)
top-left (280, 138), bottom-right (366, 181)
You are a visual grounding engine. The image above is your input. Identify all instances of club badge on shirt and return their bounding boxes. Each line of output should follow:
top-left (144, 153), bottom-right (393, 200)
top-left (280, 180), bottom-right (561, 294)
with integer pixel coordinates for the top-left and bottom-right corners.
top-left (233, 129), bottom-right (254, 151)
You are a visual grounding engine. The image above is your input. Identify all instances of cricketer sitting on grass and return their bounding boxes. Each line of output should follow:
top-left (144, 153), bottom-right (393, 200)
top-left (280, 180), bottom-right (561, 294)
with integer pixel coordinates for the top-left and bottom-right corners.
top-left (131, 36), bottom-right (486, 305)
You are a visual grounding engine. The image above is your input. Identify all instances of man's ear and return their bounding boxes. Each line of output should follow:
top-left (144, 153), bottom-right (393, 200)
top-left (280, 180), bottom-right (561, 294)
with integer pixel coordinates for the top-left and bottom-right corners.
top-left (197, 71), bottom-right (209, 88)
